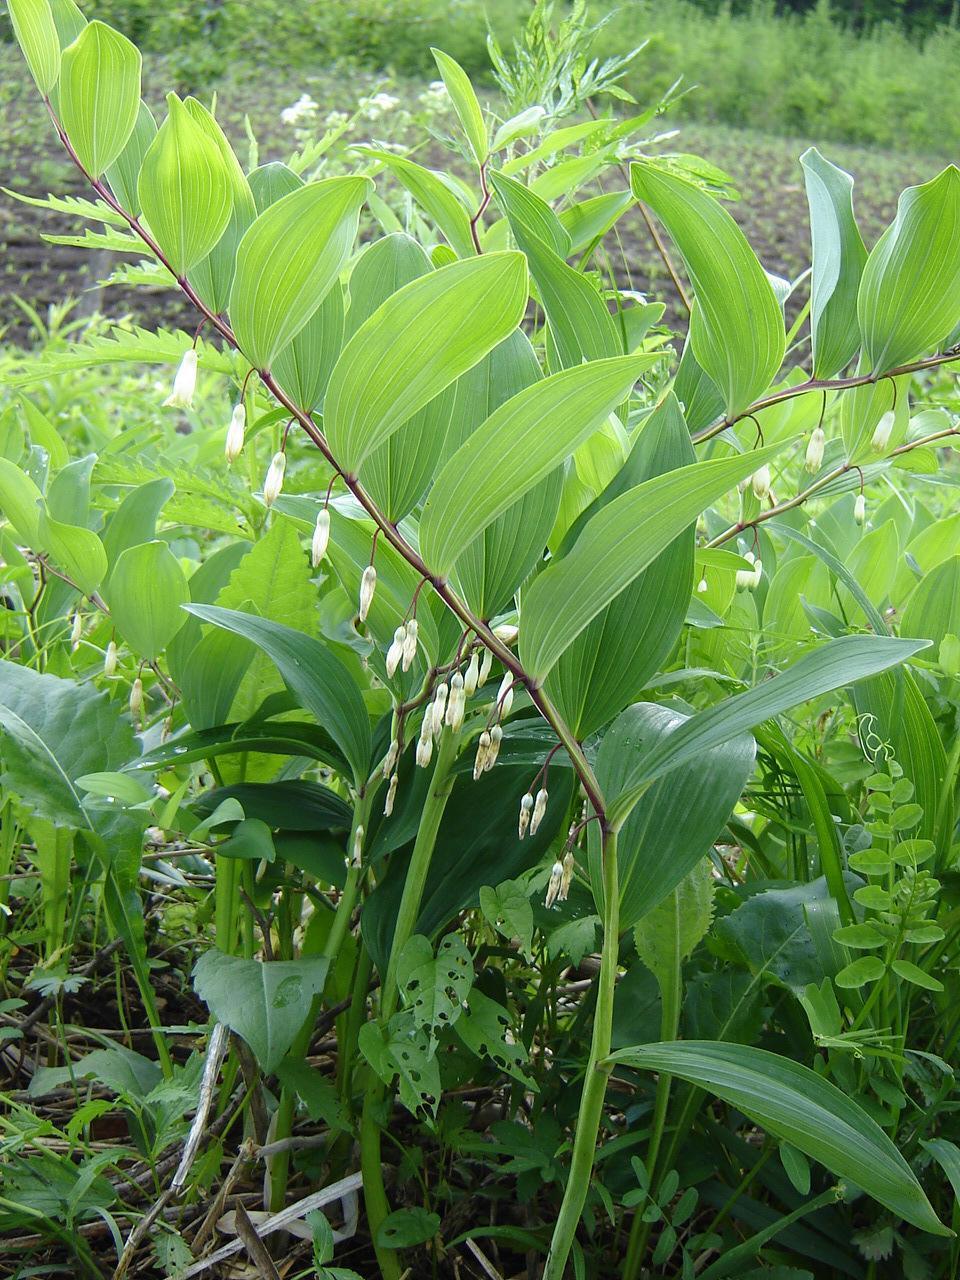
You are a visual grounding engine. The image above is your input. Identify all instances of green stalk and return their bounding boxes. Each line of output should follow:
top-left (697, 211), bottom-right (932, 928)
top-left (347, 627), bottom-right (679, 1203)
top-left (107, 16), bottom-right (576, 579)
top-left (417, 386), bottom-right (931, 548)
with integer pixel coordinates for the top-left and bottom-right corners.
top-left (214, 854), bottom-right (240, 955)
top-left (543, 829), bottom-right (619, 1280)
top-left (697, 1186), bottom-right (838, 1279)
top-left (361, 728), bottom-right (459, 1280)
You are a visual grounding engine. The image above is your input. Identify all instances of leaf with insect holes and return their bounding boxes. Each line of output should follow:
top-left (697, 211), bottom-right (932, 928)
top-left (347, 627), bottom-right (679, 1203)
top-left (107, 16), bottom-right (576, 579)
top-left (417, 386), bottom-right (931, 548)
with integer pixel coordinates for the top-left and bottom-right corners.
top-left (480, 880), bottom-right (534, 957)
top-left (455, 989), bottom-right (536, 1088)
top-left (399, 933), bottom-right (473, 1038)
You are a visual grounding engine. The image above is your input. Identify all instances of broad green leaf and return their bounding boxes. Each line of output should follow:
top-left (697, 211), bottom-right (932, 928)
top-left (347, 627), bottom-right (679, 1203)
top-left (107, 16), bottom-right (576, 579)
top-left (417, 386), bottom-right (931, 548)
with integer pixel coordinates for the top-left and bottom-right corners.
top-left (674, 337), bottom-right (724, 433)
top-left (138, 93), bottom-right (233, 276)
top-left (353, 149), bottom-right (475, 258)
top-left (58, 20), bottom-right (141, 178)
top-left (488, 169), bottom-right (570, 258)
top-left (593, 702), bottom-right (754, 929)
top-left (607, 635), bottom-right (930, 828)
top-left (558, 189), bottom-right (633, 257)
top-left (921, 1138), bottom-right (960, 1206)
top-left (37, 505), bottom-right (107, 596)
top-left (800, 148), bottom-right (867, 378)
top-left (634, 859), bottom-right (715, 989)
top-left (49, 0), bottom-right (85, 48)
top-left (104, 99), bottom-right (156, 218)
top-left (377, 1208), bottom-right (442, 1250)
top-left (230, 176), bottom-right (370, 370)
top-left (193, 949), bottom-right (329, 1073)
top-left (9, 0), bottom-right (60, 93)
top-left (431, 48), bottom-right (487, 165)
top-left (247, 161), bottom-right (302, 212)
top-left (421, 354), bottom-right (657, 578)
top-left (901, 555), bottom-right (960, 650)
top-left (0, 660), bottom-right (136, 828)
top-left (101, 476), bottom-right (174, 573)
top-left (399, 933), bottom-right (473, 1036)
top-left (105, 541), bottom-right (189, 660)
top-left (325, 252), bottom-right (528, 474)
top-left (492, 105), bottom-right (546, 151)
top-left (521, 234), bottom-right (621, 369)
top-left (631, 161), bottom-right (784, 414)
top-left (194, 780), bottom-right (353, 833)
top-left (186, 605), bottom-right (371, 784)
top-left (0, 457), bottom-right (43, 543)
top-left (607, 1041), bottom-right (947, 1234)
top-left (545, 392), bottom-right (696, 736)
top-left (858, 166), bottom-right (960, 371)
top-left (520, 441), bottom-right (784, 680)
top-left (272, 283), bottom-right (344, 413)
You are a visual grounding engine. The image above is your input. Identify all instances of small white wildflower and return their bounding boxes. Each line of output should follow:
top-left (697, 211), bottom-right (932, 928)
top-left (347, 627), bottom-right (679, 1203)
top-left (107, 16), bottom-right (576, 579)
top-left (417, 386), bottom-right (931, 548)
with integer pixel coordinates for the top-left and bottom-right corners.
top-left (364, 92), bottom-right (400, 118)
top-left (164, 348), bottom-right (198, 409)
top-left (432, 681), bottom-right (448, 736)
top-left (70, 611), bottom-right (82, 651)
top-left (324, 109), bottom-right (349, 129)
top-left (463, 651), bottom-right (480, 697)
top-left (697, 577), bottom-right (708, 594)
top-left (751, 464), bottom-right (771, 501)
top-left (351, 824), bottom-right (364, 868)
top-left (735, 567), bottom-right (757, 592)
top-left (224, 403), bottom-right (245, 463)
top-left (104, 640), bottom-right (118, 676)
top-left (530, 787), bottom-right (548, 836)
top-left (383, 773), bottom-right (398, 817)
top-left (518, 792), bottom-right (534, 840)
top-left (497, 672), bottom-right (514, 718)
top-left (871, 410), bottom-right (895, 453)
top-left (478, 647), bottom-right (493, 688)
top-left (545, 860), bottom-right (564, 908)
top-left (385, 625), bottom-right (406, 678)
top-left (559, 850), bottom-right (576, 902)
top-left (359, 565), bottom-right (377, 621)
top-left (854, 493), bottom-right (866, 526)
top-left (473, 730), bottom-right (491, 780)
top-left (416, 735), bottom-right (434, 768)
top-left (383, 738), bottom-right (399, 775)
top-left (493, 623), bottom-right (519, 646)
top-left (311, 508), bottom-right (330, 567)
top-left (263, 451), bottom-right (286, 507)
top-left (129, 677), bottom-right (143, 720)
top-left (752, 558), bottom-right (763, 588)
top-left (446, 672), bottom-right (465, 732)
top-left (486, 724), bottom-right (503, 771)
top-left (401, 618), bottom-right (418, 672)
top-left (281, 93), bottom-right (318, 125)
top-left (805, 427), bottom-right (825, 473)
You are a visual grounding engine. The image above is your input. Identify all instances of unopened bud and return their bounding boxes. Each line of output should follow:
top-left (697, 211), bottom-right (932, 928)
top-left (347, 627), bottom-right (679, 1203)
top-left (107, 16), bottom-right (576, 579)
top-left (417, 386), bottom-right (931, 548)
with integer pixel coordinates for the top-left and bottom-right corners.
top-left (752, 558), bottom-right (763, 588)
top-left (225, 403), bottom-right (245, 462)
top-left (805, 426), bottom-right (825, 473)
top-left (559, 850), bottom-right (576, 902)
top-left (129, 677), bottom-right (143, 719)
top-left (854, 493), bottom-right (866, 526)
top-left (401, 618), bottom-right (418, 671)
top-left (518, 792), bottom-right (534, 840)
top-left (474, 730), bottom-right (491, 780)
top-left (493, 623), bottom-right (519, 646)
top-left (416, 735), bottom-right (433, 768)
top-left (70, 611), bottom-right (82, 650)
top-left (385, 625), bottom-right (406, 678)
top-left (478, 647), bottom-right (493, 687)
top-left (696, 577), bottom-right (708, 594)
top-left (463, 651), bottom-right (480, 697)
top-left (104, 640), bottom-right (118, 677)
top-left (351, 824), bottom-right (364, 868)
top-left (383, 773), bottom-right (398, 817)
top-left (545, 860), bottom-right (564, 908)
top-left (871, 410), bottom-right (895, 453)
top-left (530, 787), bottom-right (548, 836)
top-left (263, 451), bottom-right (286, 507)
top-left (751, 464), bottom-right (771, 501)
top-left (359, 565), bottom-right (377, 621)
top-left (446, 672), bottom-right (465, 731)
top-left (311, 508), bottom-right (330, 567)
top-left (497, 672), bottom-right (514, 718)
top-left (419, 703), bottom-right (434, 742)
top-left (486, 724), bottom-right (503, 770)
top-left (383, 738), bottom-right (399, 775)
top-left (432, 681), bottom-right (448, 736)
top-left (164, 348), bottom-right (198, 409)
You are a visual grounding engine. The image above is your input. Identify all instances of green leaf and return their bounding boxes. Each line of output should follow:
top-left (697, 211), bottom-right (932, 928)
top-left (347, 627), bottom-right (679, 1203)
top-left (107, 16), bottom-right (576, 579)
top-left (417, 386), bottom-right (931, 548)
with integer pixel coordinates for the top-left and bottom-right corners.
top-left (353, 150), bottom-right (475, 258)
top-left (217, 818), bottom-right (276, 863)
top-left (192, 949), bottom-right (329, 1073)
top-left (8, 0), bottom-right (60, 93)
top-left (185, 605), bottom-right (371, 785)
top-left (479, 880), bottom-right (534, 956)
top-left (272, 283), bottom-right (343, 413)
top-left (229, 176), bottom-right (371, 370)
top-left (0, 457), bottom-right (44, 543)
top-left (607, 1041), bottom-right (948, 1234)
top-left (105, 540), bottom-right (189, 660)
top-left (488, 169), bottom-right (571, 258)
top-left (631, 161), bottom-right (784, 414)
top-left (902, 555), bottom-right (960, 650)
top-left (520, 440), bottom-right (784, 681)
top-left (595, 702), bottom-right (754, 930)
top-left (835, 956), bottom-right (885, 988)
top-left (0, 660), bottom-right (136, 828)
top-left (37, 505), bottom-right (107, 596)
top-left (194, 780), bottom-right (353, 832)
top-left (634, 858), bottom-right (714, 988)
top-left (455, 989), bottom-right (535, 1087)
top-left (921, 1138), bottom-right (960, 1206)
top-left (324, 252), bottom-right (528, 474)
top-left (521, 235), bottom-right (621, 369)
top-left (607, 635), bottom-right (930, 828)
top-left (399, 933), bottom-right (473, 1037)
top-left (800, 148), bottom-right (867, 379)
top-left (58, 20), bottom-right (141, 178)
top-left (104, 99), bottom-right (156, 218)
top-left (421, 354), bottom-right (656, 578)
top-left (858, 166), bottom-right (960, 371)
top-left (138, 93), bottom-right (234, 276)
top-left (890, 959), bottom-right (943, 992)
top-left (101, 476), bottom-right (174, 573)
top-left (431, 48), bottom-right (487, 165)
top-left (377, 1207), bottom-right (441, 1250)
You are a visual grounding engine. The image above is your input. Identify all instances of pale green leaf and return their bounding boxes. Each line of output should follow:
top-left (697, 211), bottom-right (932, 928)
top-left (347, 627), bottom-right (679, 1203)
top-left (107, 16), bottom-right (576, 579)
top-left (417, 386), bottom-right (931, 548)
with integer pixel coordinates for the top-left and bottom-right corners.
top-left (58, 20), bottom-right (141, 178)
top-left (37, 505), bottom-right (107, 596)
top-left (104, 99), bottom-right (156, 218)
top-left (8, 0), bottom-right (60, 94)
top-left (105, 540), bottom-right (189, 660)
top-left (353, 149), bottom-right (476, 258)
top-left (431, 47), bottom-right (487, 165)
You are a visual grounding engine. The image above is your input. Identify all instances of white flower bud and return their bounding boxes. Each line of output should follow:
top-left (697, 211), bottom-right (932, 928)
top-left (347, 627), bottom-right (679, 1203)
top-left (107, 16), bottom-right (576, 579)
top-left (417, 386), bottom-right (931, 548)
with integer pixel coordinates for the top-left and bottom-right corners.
top-left (70, 611), bottom-right (82, 651)
top-left (446, 672), bottom-right (465, 732)
top-left (518, 792), bottom-right (534, 840)
top-left (493, 623), bottom-right (519, 646)
top-left (383, 738), bottom-right (399, 775)
top-left (545, 860), bottom-right (564, 908)
top-left (854, 493), bottom-right (866, 526)
top-left (559, 850), bottom-right (576, 902)
top-left (696, 577), bottom-right (708, 594)
top-left (478, 647), bottom-right (493, 687)
top-left (751, 464), bottom-right (771, 501)
top-left (164, 348), bottom-right (198, 409)
top-left (129, 677), bottom-right (143, 719)
top-left (351, 824), bottom-right (364, 868)
top-left (384, 773), bottom-right (398, 817)
top-left (385, 625), bottom-right (406, 678)
top-left (530, 787), bottom-right (548, 836)
top-left (401, 618), bottom-right (418, 672)
top-left (463, 651), bottom-right (480, 697)
top-left (432, 681), bottom-right (448, 737)
top-left (419, 703), bottom-right (434, 742)
top-left (311, 508), bottom-right (330, 567)
top-left (416, 735), bottom-right (433, 768)
top-left (474, 730), bottom-right (491, 780)
top-left (225, 403), bottom-right (245, 462)
top-left (486, 724), bottom-right (503, 770)
top-left (104, 640), bottom-right (118, 676)
top-left (871, 410), bottom-right (895, 453)
top-left (752, 559), bottom-right (763, 588)
top-left (497, 672), bottom-right (514, 718)
top-left (805, 427), bottom-right (825, 474)
top-left (359, 565), bottom-right (377, 621)
top-left (263, 451), bottom-right (286, 507)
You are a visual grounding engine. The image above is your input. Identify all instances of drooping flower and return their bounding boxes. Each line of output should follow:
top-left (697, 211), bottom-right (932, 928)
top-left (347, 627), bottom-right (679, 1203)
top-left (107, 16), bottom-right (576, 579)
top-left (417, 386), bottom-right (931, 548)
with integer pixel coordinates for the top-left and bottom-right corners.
top-left (311, 509), bottom-right (330, 567)
top-left (164, 349), bottom-right (198, 409)
top-left (224, 403), bottom-right (245, 462)
top-left (263, 451), bottom-right (286, 507)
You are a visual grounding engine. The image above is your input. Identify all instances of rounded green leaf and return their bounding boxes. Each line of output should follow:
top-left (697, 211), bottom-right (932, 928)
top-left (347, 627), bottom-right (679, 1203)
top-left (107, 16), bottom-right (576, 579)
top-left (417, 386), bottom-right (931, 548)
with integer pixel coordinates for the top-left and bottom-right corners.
top-left (229, 176), bottom-right (371, 371)
top-left (106, 540), bottom-right (189, 660)
top-left (36, 506), bottom-right (107, 597)
top-left (0, 458), bottom-right (44, 543)
top-left (58, 21), bottom-right (141, 178)
top-left (138, 93), bottom-right (234, 276)
top-left (8, 0), bottom-right (60, 95)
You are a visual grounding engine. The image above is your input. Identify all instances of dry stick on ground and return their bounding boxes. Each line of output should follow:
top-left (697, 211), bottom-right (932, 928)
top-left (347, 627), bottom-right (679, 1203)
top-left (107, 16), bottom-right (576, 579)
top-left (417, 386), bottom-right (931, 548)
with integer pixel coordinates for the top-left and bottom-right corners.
top-left (234, 1203), bottom-right (284, 1280)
